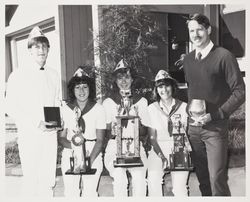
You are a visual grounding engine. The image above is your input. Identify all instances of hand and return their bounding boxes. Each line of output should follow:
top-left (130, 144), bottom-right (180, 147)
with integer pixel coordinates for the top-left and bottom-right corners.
top-left (161, 157), bottom-right (168, 170)
top-left (58, 128), bottom-right (68, 138)
top-left (196, 113), bottom-right (212, 125)
top-left (158, 152), bottom-right (168, 169)
top-left (38, 121), bottom-right (60, 132)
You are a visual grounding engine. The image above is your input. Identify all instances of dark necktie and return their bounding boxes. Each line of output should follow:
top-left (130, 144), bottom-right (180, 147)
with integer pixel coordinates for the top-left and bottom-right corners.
top-left (196, 52), bottom-right (202, 60)
top-left (40, 67), bottom-right (44, 70)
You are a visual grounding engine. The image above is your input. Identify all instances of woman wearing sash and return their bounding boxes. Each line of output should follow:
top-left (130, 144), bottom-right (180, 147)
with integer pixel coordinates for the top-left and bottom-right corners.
top-left (147, 70), bottom-right (191, 196)
top-left (103, 59), bottom-right (150, 196)
top-left (59, 67), bottom-right (106, 196)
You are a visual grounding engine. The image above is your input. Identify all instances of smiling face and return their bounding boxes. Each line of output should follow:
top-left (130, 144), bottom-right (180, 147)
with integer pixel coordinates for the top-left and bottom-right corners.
top-left (115, 71), bottom-right (133, 91)
top-left (188, 20), bottom-right (211, 50)
top-left (157, 84), bottom-right (173, 101)
top-left (29, 42), bottom-right (49, 67)
top-left (74, 83), bottom-right (89, 103)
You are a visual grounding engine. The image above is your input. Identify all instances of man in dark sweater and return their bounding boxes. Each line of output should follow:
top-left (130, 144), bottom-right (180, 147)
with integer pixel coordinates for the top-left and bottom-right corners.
top-left (183, 13), bottom-right (245, 196)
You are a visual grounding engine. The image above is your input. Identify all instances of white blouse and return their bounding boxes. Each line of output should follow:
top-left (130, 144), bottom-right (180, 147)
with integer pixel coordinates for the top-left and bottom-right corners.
top-left (103, 97), bottom-right (150, 128)
top-left (61, 102), bottom-right (106, 141)
top-left (148, 99), bottom-right (188, 141)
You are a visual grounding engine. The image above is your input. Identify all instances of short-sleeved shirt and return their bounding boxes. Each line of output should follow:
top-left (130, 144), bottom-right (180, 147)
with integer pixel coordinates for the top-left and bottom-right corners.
top-left (148, 99), bottom-right (188, 141)
top-left (103, 97), bottom-right (150, 128)
top-left (61, 102), bottom-right (106, 141)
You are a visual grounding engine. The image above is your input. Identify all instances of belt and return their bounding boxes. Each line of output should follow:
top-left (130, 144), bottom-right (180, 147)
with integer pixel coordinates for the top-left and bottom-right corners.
top-left (85, 138), bottom-right (97, 142)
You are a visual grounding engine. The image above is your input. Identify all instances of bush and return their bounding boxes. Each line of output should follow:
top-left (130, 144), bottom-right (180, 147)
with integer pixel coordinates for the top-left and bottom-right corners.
top-left (5, 140), bottom-right (64, 165)
top-left (228, 103), bottom-right (245, 154)
top-left (5, 141), bottom-right (21, 164)
top-left (93, 5), bottom-right (166, 99)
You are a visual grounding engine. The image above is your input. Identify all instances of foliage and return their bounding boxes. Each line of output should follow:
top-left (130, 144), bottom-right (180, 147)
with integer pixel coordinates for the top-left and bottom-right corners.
top-left (5, 141), bottom-right (21, 164)
top-left (228, 127), bottom-right (245, 151)
top-left (229, 103), bottom-right (245, 121)
top-left (228, 103), bottom-right (245, 153)
top-left (93, 5), bottom-right (167, 98)
top-left (5, 140), bottom-right (64, 165)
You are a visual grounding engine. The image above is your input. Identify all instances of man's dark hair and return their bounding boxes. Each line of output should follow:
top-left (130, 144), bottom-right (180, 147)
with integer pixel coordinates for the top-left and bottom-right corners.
top-left (186, 13), bottom-right (211, 29)
top-left (28, 36), bottom-right (50, 49)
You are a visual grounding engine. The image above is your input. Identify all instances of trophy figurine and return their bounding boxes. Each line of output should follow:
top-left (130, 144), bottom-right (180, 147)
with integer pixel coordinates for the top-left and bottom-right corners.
top-left (165, 114), bottom-right (193, 171)
top-left (188, 99), bottom-right (206, 126)
top-left (113, 90), bottom-right (143, 167)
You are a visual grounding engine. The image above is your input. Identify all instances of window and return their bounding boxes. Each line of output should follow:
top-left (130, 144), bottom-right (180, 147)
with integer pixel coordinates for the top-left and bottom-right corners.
top-left (5, 18), bottom-right (62, 97)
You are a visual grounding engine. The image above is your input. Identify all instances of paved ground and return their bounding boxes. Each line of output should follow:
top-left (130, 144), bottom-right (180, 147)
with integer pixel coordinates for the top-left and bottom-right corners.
top-left (5, 164), bottom-right (245, 197)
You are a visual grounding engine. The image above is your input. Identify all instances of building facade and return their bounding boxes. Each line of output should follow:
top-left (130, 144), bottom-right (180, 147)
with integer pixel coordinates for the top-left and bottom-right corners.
top-left (5, 4), bottom-right (246, 100)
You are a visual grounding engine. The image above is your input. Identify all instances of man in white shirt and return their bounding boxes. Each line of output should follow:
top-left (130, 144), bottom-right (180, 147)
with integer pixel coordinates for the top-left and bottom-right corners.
top-left (6, 26), bottom-right (61, 197)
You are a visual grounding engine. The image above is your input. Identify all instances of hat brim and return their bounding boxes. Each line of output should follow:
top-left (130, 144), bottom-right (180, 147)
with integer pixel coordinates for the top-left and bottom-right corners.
top-left (155, 78), bottom-right (177, 87)
top-left (112, 67), bottom-right (130, 75)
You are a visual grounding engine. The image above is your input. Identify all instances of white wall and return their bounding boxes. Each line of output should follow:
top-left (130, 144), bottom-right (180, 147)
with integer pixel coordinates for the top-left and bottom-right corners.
top-left (6, 4), bottom-right (58, 32)
top-left (5, 4), bottom-right (62, 99)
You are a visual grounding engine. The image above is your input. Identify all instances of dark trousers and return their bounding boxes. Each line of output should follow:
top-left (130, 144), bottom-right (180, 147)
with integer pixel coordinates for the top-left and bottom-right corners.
top-left (188, 121), bottom-right (231, 196)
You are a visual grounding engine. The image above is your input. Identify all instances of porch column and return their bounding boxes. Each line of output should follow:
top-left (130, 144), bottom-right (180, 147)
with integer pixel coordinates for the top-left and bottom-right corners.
top-left (92, 5), bottom-right (103, 102)
top-left (204, 5), bottom-right (220, 45)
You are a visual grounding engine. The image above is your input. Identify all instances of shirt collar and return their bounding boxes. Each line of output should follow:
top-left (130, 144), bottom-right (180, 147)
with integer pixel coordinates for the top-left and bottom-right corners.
top-left (159, 98), bottom-right (176, 114)
top-left (196, 40), bottom-right (214, 59)
top-left (27, 59), bottom-right (46, 71)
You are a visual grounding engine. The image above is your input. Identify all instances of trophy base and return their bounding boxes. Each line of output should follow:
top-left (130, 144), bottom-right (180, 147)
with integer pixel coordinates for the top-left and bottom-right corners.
top-left (65, 168), bottom-right (97, 175)
top-left (165, 153), bottom-right (194, 172)
top-left (113, 157), bottom-right (143, 168)
top-left (164, 166), bottom-right (194, 172)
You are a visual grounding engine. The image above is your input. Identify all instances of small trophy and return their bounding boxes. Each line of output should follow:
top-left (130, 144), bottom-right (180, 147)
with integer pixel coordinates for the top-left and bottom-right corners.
top-left (66, 132), bottom-right (92, 173)
top-left (165, 114), bottom-right (193, 171)
top-left (65, 107), bottom-right (96, 196)
top-left (188, 99), bottom-right (206, 126)
top-left (113, 90), bottom-right (143, 167)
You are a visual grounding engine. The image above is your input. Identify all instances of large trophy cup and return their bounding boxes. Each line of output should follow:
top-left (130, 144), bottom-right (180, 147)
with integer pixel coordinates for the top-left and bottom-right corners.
top-left (65, 107), bottom-right (96, 196)
top-left (113, 90), bottom-right (143, 167)
top-left (165, 114), bottom-right (193, 171)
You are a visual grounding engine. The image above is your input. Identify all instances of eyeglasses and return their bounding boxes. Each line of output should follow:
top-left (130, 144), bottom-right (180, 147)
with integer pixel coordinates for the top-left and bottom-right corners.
top-left (33, 43), bottom-right (49, 50)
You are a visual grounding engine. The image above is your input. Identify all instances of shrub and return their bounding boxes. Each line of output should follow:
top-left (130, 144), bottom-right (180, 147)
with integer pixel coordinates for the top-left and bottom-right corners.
top-left (228, 103), bottom-right (245, 154)
top-left (5, 140), bottom-right (64, 165)
top-left (5, 141), bottom-right (21, 164)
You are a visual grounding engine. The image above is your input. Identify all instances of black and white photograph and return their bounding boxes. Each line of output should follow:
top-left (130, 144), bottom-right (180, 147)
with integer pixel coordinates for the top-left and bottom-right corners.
top-left (2, 0), bottom-right (247, 200)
